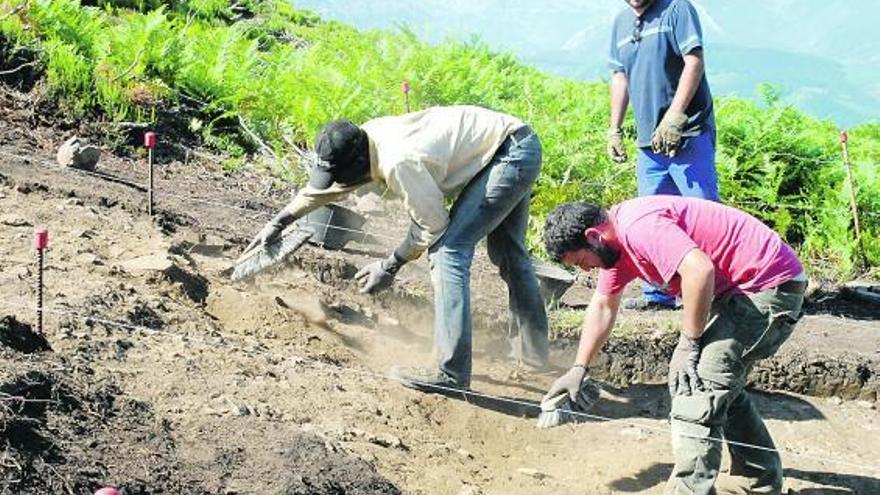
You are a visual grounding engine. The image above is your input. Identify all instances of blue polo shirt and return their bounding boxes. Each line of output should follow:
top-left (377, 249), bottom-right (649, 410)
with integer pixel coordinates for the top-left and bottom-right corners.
top-left (609, 0), bottom-right (714, 148)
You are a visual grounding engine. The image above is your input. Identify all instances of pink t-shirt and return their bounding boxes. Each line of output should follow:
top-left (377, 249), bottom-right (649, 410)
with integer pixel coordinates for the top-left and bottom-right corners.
top-left (597, 196), bottom-right (804, 296)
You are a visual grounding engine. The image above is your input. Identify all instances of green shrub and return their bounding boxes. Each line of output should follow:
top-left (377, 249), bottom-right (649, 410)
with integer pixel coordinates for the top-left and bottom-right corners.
top-left (3, 0), bottom-right (878, 279)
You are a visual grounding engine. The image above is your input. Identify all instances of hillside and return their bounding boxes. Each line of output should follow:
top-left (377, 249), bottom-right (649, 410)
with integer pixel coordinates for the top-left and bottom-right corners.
top-left (1, 0), bottom-right (878, 278)
top-left (1, 85), bottom-right (879, 494)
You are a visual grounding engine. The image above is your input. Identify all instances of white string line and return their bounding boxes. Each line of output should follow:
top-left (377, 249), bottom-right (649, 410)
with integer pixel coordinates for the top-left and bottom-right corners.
top-left (1, 249), bottom-right (878, 335)
top-left (0, 149), bottom-right (402, 242)
top-left (2, 301), bottom-right (877, 475)
top-left (1, 148), bottom-right (878, 221)
top-left (0, 147), bottom-right (871, 218)
top-left (155, 188), bottom-right (402, 242)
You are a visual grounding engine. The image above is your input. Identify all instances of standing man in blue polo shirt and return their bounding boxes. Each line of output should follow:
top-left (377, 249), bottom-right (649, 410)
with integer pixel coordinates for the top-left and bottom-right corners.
top-left (607, 0), bottom-right (719, 310)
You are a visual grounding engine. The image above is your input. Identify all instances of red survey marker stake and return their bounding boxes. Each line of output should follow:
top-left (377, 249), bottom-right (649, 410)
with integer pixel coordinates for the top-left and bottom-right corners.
top-left (145, 131), bottom-right (157, 216)
top-left (34, 228), bottom-right (48, 335)
top-left (401, 80), bottom-right (411, 113)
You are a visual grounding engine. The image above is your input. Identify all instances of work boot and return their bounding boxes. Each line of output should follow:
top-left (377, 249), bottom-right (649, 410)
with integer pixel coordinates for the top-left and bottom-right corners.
top-left (390, 365), bottom-right (469, 393)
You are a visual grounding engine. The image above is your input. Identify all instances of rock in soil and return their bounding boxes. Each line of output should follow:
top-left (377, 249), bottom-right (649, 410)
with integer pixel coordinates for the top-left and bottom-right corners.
top-left (56, 136), bottom-right (101, 171)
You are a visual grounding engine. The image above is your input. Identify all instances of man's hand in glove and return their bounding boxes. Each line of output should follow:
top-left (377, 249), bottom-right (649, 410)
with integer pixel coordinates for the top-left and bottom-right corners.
top-left (355, 252), bottom-right (405, 294)
top-left (245, 210), bottom-right (294, 253)
top-left (651, 110), bottom-right (688, 157)
top-left (543, 365), bottom-right (588, 403)
top-left (606, 127), bottom-right (628, 163)
top-left (668, 333), bottom-right (703, 396)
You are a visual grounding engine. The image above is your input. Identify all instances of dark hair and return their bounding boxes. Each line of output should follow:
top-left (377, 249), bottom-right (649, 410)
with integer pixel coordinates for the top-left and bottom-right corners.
top-left (543, 202), bottom-right (607, 262)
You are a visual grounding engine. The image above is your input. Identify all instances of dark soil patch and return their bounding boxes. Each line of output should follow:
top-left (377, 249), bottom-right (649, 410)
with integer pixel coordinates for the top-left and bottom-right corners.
top-left (0, 316), bottom-right (50, 353)
top-left (581, 329), bottom-right (879, 402)
top-left (0, 358), bottom-right (194, 494)
top-left (805, 285), bottom-right (880, 321)
top-left (0, 34), bottom-right (41, 92)
top-left (280, 432), bottom-right (403, 495)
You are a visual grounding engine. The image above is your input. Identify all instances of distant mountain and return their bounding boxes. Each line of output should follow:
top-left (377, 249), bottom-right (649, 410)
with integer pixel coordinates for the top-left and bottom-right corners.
top-left (292, 0), bottom-right (879, 126)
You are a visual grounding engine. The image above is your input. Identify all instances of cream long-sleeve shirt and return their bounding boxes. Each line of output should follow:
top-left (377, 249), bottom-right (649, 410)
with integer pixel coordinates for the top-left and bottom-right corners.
top-left (281, 105), bottom-right (525, 261)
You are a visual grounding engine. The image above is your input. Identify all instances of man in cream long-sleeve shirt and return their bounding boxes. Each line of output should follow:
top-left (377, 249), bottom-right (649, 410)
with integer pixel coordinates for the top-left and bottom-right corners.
top-left (248, 105), bottom-right (549, 390)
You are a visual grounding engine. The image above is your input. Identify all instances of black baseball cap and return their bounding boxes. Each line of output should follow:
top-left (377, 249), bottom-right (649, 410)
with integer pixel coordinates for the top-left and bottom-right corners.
top-left (309, 120), bottom-right (371, 190)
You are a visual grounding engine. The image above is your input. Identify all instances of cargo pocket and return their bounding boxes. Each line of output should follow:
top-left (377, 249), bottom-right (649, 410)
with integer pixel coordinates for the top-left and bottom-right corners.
top-left (670, 391), bottom-right (723, 426)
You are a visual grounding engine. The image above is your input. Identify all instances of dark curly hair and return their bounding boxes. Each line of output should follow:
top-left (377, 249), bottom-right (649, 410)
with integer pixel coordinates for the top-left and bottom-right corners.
top-left (543, 202), bottom-right (607, 262)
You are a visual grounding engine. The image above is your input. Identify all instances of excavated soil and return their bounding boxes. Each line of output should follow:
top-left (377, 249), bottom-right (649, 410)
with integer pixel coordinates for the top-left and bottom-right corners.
top-left (1, 86), bottom-right (879, 494)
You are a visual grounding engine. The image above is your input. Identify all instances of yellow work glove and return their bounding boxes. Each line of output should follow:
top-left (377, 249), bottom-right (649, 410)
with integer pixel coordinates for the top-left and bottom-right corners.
top-left (651, 110), bottom-right (688, 157)
top-left (606, 127), bottom-right (628, 163)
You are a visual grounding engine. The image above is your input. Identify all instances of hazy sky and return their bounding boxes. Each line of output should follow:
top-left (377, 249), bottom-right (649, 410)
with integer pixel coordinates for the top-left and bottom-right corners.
top-left (292, 0), bottom-right (879, 126)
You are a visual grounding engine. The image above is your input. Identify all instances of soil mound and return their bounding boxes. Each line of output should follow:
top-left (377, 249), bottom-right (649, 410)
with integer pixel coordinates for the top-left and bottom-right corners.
top-left (0, 316), bottom-right (50, 353)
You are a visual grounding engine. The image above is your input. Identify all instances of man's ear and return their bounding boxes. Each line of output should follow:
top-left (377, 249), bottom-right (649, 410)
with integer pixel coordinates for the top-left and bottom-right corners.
top-left (584, 227), bottom-right (603, 247)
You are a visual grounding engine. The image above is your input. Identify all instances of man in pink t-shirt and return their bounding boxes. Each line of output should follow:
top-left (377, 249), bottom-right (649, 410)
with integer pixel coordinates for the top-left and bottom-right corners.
top-left (542, 196), bottom-right (807, 495)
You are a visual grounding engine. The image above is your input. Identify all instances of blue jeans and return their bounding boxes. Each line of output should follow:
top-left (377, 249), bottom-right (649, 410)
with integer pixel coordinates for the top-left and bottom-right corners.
top-left (637, 130), bottom-right (719, 305)
top-left (429, 128), bottom-right (548, 386)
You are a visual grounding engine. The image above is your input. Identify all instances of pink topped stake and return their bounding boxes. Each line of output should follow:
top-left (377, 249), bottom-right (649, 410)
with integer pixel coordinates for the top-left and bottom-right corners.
top-left (33, 228), bottom-right (48, 251)
top-left (401, 80), bottom-right (410, 94)
top-left (144, 131), bottom-right (157, 149)
top-left (94, 487), bottom-right (121, 495)
top-left (839, 130), bottom-right (848, 144)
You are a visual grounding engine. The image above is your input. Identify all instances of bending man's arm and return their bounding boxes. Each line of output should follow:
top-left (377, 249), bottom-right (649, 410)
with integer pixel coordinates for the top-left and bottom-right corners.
top-left (676, 247), bottom-right (714, 339)
top-left (668, 50), bottom-right (704, 115)
top-left (609, 71), bottom-right (630, 130)
top-left (245, 184), bottom-right (356, 253)
top-left (573, 290), bottom-right (623, 367)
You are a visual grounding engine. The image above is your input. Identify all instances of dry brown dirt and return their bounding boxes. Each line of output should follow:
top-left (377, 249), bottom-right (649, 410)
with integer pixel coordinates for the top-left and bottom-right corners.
top-left (1, 87), bottom-right (879, 494)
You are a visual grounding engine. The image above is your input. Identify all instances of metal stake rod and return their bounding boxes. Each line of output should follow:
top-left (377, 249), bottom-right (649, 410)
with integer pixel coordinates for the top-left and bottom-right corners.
top-left (145, 131), bottom-right (157, 216)
top-left (401, 80), bottom-right (411, 113)
top-left (34, 229), bottom-right (48, 335)
top-left (840, 130), bottom-right (866, 269)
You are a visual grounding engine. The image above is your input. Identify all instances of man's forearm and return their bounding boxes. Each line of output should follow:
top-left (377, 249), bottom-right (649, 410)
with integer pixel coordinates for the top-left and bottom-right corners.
top-left (679, 261), bottom-right (714, 339)
top-left (574, 293), bottom-right (620, 366)
top-left (668, 51), bottom-right (704, 114)
top-left (609, 72), bottom-right (630, 129)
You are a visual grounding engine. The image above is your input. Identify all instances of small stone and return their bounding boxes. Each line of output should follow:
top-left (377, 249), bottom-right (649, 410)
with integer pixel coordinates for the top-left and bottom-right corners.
top-left (75, 253), bottom-right (100, 266)
top-left (516, 468), bottom-right (550, 480)
top-left (71, 228), bottom-right (95, 239)
top-left (57, 136), bottom-right (101, 171)
top-left (856, 400), bottom-right (875, 410)
top-left (368, 433), bottom-right (406, 450)
top-left (0, 214), bottom-right (30, 227)
top-left (117, 254), bottom-right (173, 273)
top-left (457, 448), bottom-right (474, 460)
top-left (458, 484), bottom-right (483, 495)
top-left (620, 426), bottom-right (647, 438)
top-left (830, 396), bottom-right (844, 406)
top-left (378, 315), bottom-right (400, 327)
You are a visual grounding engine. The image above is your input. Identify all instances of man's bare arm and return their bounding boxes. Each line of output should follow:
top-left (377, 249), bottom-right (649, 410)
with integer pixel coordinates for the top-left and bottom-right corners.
top-left (574, 290), bottom-right (623, 366)
top-left (609, 71), bottom-right (630, 129)
top-left (676, 248), bottom-right (714, 339)
top-left (668, 50), bottom-right (704, 114)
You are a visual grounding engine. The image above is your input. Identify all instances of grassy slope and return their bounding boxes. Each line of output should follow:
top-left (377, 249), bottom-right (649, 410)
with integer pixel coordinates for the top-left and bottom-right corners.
top-left (1, 0), bottom-right (877, 279)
